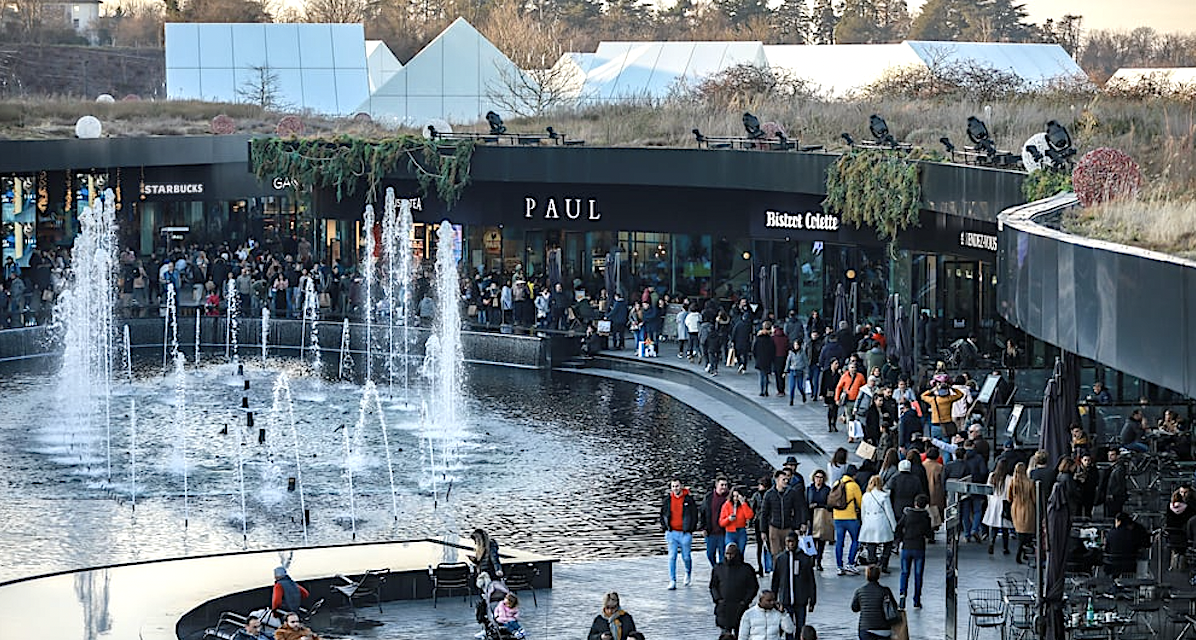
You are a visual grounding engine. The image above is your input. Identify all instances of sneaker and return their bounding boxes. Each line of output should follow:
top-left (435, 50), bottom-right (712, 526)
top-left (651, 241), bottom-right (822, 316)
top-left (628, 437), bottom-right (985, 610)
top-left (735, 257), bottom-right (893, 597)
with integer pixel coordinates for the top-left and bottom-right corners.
top-left (844, 565), bottom-right (860, 575)
top-left (668, 579), bottom-right (676, 590)
top-left (684, 573), bottom-right (692, 586)
top-left (474, 631), bottom-right (486, 639)
top-left (914, 601), bottom-right (922, 609)
top-left (898, 596), bottom-right (906, 610)
top-left (837, 568), bottom-right (846, 576)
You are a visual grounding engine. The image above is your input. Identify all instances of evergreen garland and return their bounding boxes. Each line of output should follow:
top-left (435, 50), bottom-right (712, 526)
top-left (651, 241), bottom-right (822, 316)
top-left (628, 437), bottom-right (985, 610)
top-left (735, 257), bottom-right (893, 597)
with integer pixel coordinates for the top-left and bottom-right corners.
top-left (1021, 169), bottom-right (1073, 203)
top-left (823, 149), bottom-right (922, 257)
top-left (249, 135), bottom-right (476, 206)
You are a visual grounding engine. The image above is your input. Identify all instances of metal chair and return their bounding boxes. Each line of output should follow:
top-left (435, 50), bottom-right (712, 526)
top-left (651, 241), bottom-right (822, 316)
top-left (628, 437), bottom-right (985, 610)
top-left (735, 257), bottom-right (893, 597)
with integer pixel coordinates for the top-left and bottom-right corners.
top-left (502, 562), bottom-right (541, 607)
top-left (332, 568), bottom-right (388, 619)
top-left (968, 589), bottom-right (1007, 640)
top-left (429, 562), bottom-right (473, 607)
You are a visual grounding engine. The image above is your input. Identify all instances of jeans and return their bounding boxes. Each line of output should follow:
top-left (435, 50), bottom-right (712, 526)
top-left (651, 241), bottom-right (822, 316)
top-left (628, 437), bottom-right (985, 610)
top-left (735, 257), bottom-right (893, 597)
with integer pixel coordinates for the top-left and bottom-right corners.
top-left (1124, 441), bottom-right (1149, 453)
top-left (788, 369), bottom-right (807, 402)
top-left (666, 530), bottom-right (693, 581)
top-left (688, 333), bottom-right (700, 358)
top-left (809, 365), bottom-right (821, 399)
top-left (706, 532), bottom-right (726, 566)
top-left (962, 497), bottom-right (985, 536)
top-left (834, 518), bottom-right (861, 568)
top-left (502, 620), bottom-right (524, 635)
top-left (726, 528), bottom-right (747, 556)
top-left (900, 548), bottom-right (926, 603)
top-left (759, 370), bottom-right (771, 395)
top-left (754, 524), bottom-right (773, 573)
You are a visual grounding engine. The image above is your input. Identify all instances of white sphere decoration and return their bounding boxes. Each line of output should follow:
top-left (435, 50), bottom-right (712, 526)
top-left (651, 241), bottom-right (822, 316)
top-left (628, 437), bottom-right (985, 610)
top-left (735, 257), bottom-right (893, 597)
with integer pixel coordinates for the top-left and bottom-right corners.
top-left (423, 118), bottom-right (452, 139)
top-left (96, 94), bottom-right (115, 103)
top-left (75, 115), bottom-right (102, 139)
top-left (1021, 132), bottom-right (1050, 172)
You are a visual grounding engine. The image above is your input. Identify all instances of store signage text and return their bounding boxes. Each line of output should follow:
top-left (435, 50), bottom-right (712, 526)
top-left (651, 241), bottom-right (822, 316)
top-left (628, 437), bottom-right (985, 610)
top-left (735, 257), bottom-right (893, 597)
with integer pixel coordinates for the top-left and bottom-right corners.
top-left (959, 231), bottom-right (998, 252)
top-left (764, 210), bottom-right (839, 231)
top-left (524, 196), bottom-right (601, 220)
top-left (272, 176), bottom-right (303, 190)
top-left (142, 183), bottom-right (204, 195)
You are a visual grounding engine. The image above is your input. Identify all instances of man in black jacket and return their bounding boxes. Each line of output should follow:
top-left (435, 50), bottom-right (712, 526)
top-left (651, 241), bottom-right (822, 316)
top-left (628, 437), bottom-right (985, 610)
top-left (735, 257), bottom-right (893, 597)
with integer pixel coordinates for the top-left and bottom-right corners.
top-left (710, 543), bottom-right (759, 637)
top-left (886, 460), bottom-right (923, 518)
top-left (895, 494), bottom-right (934, 609)
top-left (1097, 449), bottom-right (1130, 517)
top-left (753, 326), bottom-right (777, 397)
top-left (772, 532), bottom-right (817, 632)
top-left (760, 470), bottom-right (800, 564)
top-left (660, 478), bottom-right (698, 590)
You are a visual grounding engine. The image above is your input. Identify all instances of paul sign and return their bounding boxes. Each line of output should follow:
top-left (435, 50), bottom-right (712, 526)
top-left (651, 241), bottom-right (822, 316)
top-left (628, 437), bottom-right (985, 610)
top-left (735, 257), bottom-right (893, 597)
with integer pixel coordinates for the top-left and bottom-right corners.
top-left (524, 196), bottom-right (601, 220)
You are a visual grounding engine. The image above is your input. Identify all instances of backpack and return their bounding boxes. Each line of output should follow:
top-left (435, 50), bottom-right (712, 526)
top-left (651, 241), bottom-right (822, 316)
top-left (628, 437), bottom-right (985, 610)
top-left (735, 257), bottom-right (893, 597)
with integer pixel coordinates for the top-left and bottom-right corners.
top-left (827, 479), bottom-right (849, 510)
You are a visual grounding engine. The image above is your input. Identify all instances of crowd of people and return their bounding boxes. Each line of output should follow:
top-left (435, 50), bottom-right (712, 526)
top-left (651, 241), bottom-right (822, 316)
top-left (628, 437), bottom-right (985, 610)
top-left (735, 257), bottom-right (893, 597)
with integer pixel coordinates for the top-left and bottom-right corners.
top-left (0, 249), bottom-right (68, 328)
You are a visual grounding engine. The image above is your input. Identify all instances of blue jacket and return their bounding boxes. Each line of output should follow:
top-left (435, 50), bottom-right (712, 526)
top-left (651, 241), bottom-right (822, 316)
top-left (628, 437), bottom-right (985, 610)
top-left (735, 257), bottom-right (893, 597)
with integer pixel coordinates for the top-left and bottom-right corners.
top-left (819, 340), bottom-right (846, 371)
top-left (608, 298), bottom-right (629, 327)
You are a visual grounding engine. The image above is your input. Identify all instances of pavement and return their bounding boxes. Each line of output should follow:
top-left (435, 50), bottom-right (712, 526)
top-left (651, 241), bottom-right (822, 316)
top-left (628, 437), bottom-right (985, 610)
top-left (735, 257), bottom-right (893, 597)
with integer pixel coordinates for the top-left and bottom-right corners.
top-left (322, 342), bottom-right (1028, 640)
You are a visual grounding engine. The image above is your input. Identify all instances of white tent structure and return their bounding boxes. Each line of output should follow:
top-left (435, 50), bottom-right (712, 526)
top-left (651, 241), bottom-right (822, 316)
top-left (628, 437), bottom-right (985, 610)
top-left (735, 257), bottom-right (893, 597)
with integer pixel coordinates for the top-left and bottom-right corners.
top-left (165, 23), bottom-right (370, 115)
top-left (366, 40), bottom-right (403, 94)
top-left (763, 43), bottom-right (922, 99)
top-left (360, 17), bottom-right (532, 125)
top-left (903, 41), bottom-right (1086, 85)
top-left (1107, 67), bottom-right (1196, 93)
top-left (574, 41), bottom-right (768, 104)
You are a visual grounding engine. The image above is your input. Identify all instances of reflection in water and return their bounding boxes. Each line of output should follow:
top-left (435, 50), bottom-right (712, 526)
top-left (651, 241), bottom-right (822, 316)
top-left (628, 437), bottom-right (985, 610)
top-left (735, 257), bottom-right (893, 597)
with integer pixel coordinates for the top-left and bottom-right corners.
top-left (73, 569), bottom-right (111, 640)
top-left (0, 367), bottom-right (771, 581)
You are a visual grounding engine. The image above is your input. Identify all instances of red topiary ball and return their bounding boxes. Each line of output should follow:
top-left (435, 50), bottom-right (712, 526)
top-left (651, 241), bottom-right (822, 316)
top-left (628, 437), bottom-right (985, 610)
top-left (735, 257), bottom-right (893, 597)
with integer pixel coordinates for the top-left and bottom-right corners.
top-left (210, 114), bottom-right (236, 135)
top-left (276, 115), bottom-right (305, 137)
top-left (1072, 147), bottom-right (1143, 207)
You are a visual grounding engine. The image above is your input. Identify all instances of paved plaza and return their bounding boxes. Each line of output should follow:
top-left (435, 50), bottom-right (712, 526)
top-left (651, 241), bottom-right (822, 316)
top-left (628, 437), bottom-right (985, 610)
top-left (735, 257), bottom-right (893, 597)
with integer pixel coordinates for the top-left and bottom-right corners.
top-left (312, 344), bottom-right (1027, 639)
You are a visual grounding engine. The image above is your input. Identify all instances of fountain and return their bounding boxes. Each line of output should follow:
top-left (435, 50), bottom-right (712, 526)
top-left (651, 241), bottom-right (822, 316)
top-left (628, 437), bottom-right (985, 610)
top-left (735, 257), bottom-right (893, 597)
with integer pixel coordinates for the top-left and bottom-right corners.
top-left (361, 205), bottom-right (376, 382)
top-left (225, 277), bottom-right (239, 361)
top-left (270, 372), bottom-right (309, 544)
top-left (260, 308), bottom-right (269, 365)
top-left (382, 189), bottom-right (398, 393)
top-left (122, 324), bottom-right (133, 382)
top-left (162, 283), bottom-right (178, 372)
top-left (194, 307), bottom-right (201, 365)
top-left (55, 188), bottom-right (117, 481)
top-left (338, 317), bottom-right (353, 381)
top-left (396, 194), bottom-right (414, 407)
top-left (172, 352), bottom-right (189, 528)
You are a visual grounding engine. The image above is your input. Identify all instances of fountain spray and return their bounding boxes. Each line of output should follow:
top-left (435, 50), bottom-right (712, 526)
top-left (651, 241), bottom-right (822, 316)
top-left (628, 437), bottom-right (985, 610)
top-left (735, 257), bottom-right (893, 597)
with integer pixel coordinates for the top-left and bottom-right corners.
top-left (361, 205), bottom-right (376, 382)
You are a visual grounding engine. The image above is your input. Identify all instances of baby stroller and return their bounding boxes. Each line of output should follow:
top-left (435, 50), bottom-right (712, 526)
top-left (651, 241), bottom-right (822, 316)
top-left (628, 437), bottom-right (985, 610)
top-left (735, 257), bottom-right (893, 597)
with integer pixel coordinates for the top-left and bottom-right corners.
top-left (473, 573), bottom-right (523, 640)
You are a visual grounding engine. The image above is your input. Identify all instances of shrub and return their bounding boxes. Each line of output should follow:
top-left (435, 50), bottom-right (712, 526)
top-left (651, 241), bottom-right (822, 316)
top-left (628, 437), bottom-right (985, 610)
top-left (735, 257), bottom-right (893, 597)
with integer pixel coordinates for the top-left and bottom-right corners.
top-left (1072, 147), bottom-right (1144, 207)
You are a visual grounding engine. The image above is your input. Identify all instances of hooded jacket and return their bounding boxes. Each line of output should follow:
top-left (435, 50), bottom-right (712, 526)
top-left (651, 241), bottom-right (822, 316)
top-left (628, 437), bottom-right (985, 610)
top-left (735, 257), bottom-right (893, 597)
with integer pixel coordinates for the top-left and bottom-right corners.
top-left (660, 488), bottom-right (698, 533)
top-left (710, 552), bottom-right (760, 630)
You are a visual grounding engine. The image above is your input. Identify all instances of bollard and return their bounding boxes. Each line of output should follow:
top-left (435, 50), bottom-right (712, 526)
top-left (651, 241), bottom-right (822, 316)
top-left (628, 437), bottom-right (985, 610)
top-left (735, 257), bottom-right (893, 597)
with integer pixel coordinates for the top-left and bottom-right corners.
top-left (247, 411), bottom-right (254, 428)
top-left (219, 424), bottom-right (228, 435)
top-left (241, 396), bottom-right (249, 408)
top-left (237, 364), bottom-right (244, 376)
top-left (258, 428), bottom-right (266, 444)
top-left (244, 379), bottom-right (250, 390)
top-left (304, 509), bottom-right (310, 526)
top-left (287, 477), bottom-right (296, 492)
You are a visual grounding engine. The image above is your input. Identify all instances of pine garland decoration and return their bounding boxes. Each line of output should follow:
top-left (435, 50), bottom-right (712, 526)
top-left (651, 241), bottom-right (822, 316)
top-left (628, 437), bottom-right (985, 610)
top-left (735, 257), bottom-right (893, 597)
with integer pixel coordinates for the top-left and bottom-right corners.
top-left (249, 135), bottom-right (476, 206)
top-left (823, 149), bottom-right (922, 257)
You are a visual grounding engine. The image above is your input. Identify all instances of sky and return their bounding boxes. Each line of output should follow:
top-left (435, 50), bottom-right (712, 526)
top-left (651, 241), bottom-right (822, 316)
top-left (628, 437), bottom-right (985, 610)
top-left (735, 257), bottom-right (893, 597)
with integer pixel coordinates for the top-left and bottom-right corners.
top-left (907, 0), bottom-right (1196, 35)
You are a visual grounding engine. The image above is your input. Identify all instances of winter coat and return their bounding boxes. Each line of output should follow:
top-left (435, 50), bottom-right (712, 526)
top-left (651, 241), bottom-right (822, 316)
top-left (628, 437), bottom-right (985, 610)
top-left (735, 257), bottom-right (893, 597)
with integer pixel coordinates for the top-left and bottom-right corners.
top-left (719, 499), bottom-right (755, 534)
top-left (700, 489), bottom-right (732, 534)
top-left (851, 581), bottom-right (895, 633)
top-left (785, 349), bottom-right (808, 372)
top-left (831, 475), bottom-right (863, 521)
top-left (772, 549), bottom-right (817, 611)
top-left (732, 317), bottom-right (753, 355)
top-left (1008, 476), bottom-right (1036, 535)
top-left (924, 458), bottom-right (946, 510)
top-left (885, 471), bottom-right (923, 517)
top-left (660, 489), bottom-right (699, 533)
top-left (921, 388), bottom-right (964, 425)
top-left (819, 339), bottom-right (846, 371)
top-left (895, 506), bottom-right (934, 552)
top-left (859, 488), bottom-right (897, 543)
top-left (710, 554), bottom-right (759, 631)
top-left (738, 605), bottom-right (797, 640)
top-left (835, 372), bottom-right (867, 403)
top-left (753, 333), bottom-right (776, 372)
top-left (588, 609), bottom-right (637, 640)
top-left (759, 486), bottom-right (805, 530)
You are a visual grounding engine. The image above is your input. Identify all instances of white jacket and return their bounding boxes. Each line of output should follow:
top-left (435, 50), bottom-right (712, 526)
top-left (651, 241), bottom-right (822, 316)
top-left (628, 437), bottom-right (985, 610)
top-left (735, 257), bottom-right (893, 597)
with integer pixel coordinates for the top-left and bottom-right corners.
top-left (859, 488), bottom-right (897, 543)
top-left (739, 605), bottom-right (796, 640)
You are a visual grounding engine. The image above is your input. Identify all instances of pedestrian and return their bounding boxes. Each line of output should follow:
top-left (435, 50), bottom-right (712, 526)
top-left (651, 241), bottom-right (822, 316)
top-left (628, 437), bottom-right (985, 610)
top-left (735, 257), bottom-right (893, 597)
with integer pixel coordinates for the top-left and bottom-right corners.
top-left (1007, 462), bottom-right (1036, 564)
top-left (720, 486), bottom-right (755, 561)
top-left (587, 592), bottom-right (637, 640)
top-left (821, 359), bottom-right (842, 432)
top-left (701, 476), bottom-right (732, 567)
top-left (710, 543), bottom-right (759, 637)
top-left (885, 459), bottom-right (922, 519)
top-left (772, 323), bottom-right (789, 396)
top-left (851, 565), bottom-right (897, 640)
top-left (806, 469), bottom-right (833, 571)
top-left (895, 494), bottom-right (933, 609)
top-left (749, 476), bottom-right (774, 575)
top-left (786, 340), bottom-right (809, 405)
top-left (772, 532), bottom-right (817, 632)
top-left (982, 459), bottom-right (1014, 555)
top-left (494, 593), bottom-right (527, 639)
top-left (753, 325), bottom-right (777, 397)
top-left (739, 590), bottom-right (796, 640)
top-left (859, 475), bottom-right (897, 573)
top-left (660, 478), bottom-right (698, 590)
top-left (760, 470), bottom-right (799, 567)
top-left (830, 464), bottom-right (863, 575)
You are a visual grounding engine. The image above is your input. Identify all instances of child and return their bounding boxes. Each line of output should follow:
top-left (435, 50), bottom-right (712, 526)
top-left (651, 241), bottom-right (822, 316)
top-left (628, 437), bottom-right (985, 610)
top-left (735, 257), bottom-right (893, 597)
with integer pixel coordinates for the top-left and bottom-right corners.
top-left (494, 592), bottom-right (526, 639)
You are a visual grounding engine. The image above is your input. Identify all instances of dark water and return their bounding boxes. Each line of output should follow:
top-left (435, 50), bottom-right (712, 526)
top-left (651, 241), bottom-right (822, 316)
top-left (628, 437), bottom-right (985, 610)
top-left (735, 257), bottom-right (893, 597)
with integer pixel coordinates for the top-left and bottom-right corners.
top-left (0, 364), bottom-right (771, 582)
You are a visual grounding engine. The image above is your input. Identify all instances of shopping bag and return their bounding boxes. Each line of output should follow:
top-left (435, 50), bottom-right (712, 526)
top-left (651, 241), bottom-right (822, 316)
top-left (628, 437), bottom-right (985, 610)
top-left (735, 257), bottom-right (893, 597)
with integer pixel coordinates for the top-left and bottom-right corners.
top-left (726, 346), bottom-right (736, 367)
top-left (597, 320), bottom-right (612, 335)
top-left (804, 379), bottom-right (813, 395)
top-left (890, 610), bottom-right (910, 640)
top-left (855, 440), bottom-right (877, 461)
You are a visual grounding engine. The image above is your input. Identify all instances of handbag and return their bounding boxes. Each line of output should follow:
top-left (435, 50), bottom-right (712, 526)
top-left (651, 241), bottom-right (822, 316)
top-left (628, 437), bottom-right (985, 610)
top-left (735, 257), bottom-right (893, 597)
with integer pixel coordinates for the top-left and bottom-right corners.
top-left (890, 609), bottom-right (910, 640)
top-left (813, 507), bottom-right (835, 540)
top-left (41, 288), bottom-right (53, 302)
top-left (318, 292), bottom-right (331, 308)
top-left (882, 589), bottom-right (902, 625)
top-left (467, 304), bottom-right (478, 317)
top-left (1001, 499), bottom-right (1012, 522)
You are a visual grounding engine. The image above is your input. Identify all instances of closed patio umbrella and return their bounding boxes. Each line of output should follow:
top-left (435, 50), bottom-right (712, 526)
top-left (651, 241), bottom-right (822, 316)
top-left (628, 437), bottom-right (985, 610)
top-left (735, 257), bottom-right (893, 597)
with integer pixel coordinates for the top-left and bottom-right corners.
top-left (1040, 479), bottom-right (1071, 640)
top-left (832, 283), bottom-right (847, 331)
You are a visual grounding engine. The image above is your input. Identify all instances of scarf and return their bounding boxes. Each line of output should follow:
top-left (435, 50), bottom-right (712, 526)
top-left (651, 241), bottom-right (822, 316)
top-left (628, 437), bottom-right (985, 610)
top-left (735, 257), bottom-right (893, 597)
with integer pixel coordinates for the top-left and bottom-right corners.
top-left (1172, 501), bottom-right (1188, 515)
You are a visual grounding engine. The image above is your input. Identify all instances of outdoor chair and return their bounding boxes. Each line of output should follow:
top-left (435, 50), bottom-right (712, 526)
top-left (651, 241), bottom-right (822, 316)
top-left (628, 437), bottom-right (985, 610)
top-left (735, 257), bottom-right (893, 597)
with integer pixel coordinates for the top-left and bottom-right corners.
top-left (202, 610), bottom-right (250, 640)
top-left (502, 562), bottom-right (541, 606)
top-left (332, 568), bottom-right (388, 619)
top-left (967, 589), bottom-right (1006, 640)
top-left (429, 562), bottom-right (473, 607)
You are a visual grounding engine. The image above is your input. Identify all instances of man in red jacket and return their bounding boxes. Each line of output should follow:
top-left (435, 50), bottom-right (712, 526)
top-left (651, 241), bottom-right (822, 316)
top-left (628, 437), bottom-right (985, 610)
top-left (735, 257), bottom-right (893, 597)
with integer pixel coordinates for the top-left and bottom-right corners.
top-left (271, 566), bottom-right (310, 613)
top-left (660, 478), bottom-right (698, 590)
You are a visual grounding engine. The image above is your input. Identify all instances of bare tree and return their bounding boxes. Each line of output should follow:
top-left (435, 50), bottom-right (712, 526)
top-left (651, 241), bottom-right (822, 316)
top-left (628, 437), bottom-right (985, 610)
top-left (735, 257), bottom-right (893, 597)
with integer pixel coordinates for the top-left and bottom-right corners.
top-left (237, 64), bottom-right (287, 111)
top-left (487, 58), bottom-right (581, 117)
top-left (304, 0), bottom-right (376, 23)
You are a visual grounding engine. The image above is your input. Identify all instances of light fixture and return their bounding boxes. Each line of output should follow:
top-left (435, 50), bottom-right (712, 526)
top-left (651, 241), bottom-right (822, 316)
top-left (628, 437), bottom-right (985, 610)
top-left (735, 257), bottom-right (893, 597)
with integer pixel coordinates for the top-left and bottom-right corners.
top-left (869, 115), bottom-right (895, 147)
top-left (840, 132), bottom-right (855, 147)
top-left (846, 269), bottom-right (857, 280)
top-left (743, 112), bottom-right (764, 140)
top-left (966, 116), bottom-right (997, 158)
top-left (939, 137), bottom-right (955, 154)
top-left (1045, 120), bottom-right (1076, 165)
top-left (486, 111), bottom-right (506, 135)
top-left (742, 251), bottom-right (751, 261)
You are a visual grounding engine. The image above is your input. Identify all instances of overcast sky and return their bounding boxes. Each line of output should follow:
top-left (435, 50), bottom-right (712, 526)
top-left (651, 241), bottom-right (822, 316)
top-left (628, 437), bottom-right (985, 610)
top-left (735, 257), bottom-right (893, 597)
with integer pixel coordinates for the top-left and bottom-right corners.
top-left (906, 0), bottom-right (1196, 34)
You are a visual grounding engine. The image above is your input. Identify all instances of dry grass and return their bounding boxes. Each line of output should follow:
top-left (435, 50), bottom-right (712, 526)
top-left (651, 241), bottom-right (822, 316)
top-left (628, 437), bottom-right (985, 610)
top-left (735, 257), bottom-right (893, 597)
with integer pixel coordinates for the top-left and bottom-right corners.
top-left (1065, 196), bottom-right (1196, 259)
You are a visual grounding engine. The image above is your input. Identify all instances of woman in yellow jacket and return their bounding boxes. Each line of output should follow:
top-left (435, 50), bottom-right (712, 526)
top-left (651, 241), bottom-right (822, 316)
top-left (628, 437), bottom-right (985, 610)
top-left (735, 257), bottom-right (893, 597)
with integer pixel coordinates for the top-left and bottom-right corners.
top-left (920, 376), bottom-right (964, 439)
top-left (831, 465), bottom-right (864, 575)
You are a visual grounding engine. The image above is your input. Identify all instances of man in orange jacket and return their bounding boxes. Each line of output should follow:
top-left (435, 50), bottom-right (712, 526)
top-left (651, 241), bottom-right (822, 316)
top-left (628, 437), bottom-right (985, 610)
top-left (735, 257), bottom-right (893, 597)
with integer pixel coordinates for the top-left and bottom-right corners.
top-left (834, 361), bottom-right (867, 424)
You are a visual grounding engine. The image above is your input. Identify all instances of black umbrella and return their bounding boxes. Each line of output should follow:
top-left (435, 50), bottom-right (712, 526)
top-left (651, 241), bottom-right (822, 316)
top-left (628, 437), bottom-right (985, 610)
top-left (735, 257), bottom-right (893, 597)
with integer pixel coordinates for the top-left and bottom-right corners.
top-left (547, 248), bottom-right (562, 287)
top-left (884, 294), bottom-right (897, 358)
top-left (604, 247), bottom-right (624, 299)
top-left (758, 265), bottom-right (771, 317)
top-left (1039, 358), bottom-right (1072, 470)
top-left (1040, 480), bottom-right (1071, 640)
